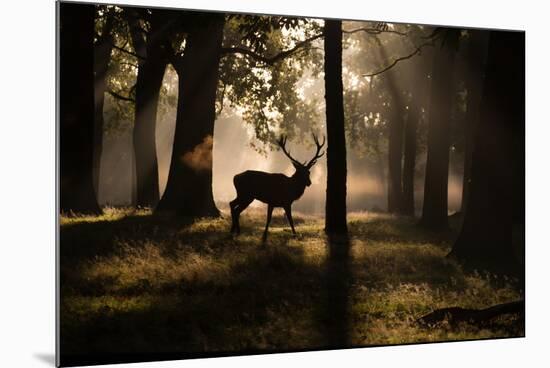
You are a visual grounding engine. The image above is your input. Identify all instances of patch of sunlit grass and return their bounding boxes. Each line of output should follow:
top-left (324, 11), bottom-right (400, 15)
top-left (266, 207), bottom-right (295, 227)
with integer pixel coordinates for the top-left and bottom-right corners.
top-left (60, 209), bottom-right (523, 355)
top-left (60, 206), bottom-right (150, 226)
top-left (351, 278), bottom-right (522, 346)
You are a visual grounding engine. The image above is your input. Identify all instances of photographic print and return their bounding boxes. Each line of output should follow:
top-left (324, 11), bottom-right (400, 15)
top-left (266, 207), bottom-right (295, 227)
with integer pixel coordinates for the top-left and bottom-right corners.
top-left (57, 1), bottom-right (525, 366)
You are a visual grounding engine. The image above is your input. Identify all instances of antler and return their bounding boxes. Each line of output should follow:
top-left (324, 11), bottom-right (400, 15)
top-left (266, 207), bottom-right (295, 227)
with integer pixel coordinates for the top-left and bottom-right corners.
top-left (306, 133), bottom-right (326, 168)
top-left (277, 135), bottom-right (302, 166)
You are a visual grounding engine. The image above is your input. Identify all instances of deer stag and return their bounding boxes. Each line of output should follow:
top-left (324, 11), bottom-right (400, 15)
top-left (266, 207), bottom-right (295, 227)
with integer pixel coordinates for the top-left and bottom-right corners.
top-left (230, 133), bottom-right (326, 240)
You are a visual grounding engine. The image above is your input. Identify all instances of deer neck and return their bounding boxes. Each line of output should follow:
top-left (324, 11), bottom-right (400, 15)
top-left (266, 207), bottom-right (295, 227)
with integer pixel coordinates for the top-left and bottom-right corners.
top-left (290, 173), bottom-right (307, 200)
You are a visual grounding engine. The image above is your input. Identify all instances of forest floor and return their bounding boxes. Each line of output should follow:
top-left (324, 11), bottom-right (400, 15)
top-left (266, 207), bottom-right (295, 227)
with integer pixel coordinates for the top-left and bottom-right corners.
top-left (60, 208), bottom-right (524, 361)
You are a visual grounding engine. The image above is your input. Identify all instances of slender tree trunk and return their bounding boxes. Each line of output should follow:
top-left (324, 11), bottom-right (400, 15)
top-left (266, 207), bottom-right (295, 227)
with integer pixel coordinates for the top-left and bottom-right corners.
top-left (130, 148), bottom-right (137, 206)
top-left (59, 2), bottom-right (101, 214)
top-left (324, 19), bottom-right (348, 234)
top-left (126, 10), bottom-right (171, 208)
top-left (402, 58), bottom-right (430, 216)
top-left (460, 31), bottom-right (489, 213)
top-left (387, 100), bottom-right (405, 214)
top-left (133, 46), bottom-right (166, 207)
top-left (448, 31), bottom-right (524, 273)
top-left (375, 37), bottom-right (406, 214)
top-left (92, 12), bottom-right (114, 199)
top-left (375, 144), bottom-right (387, 209)
top-left (155, 16), bottom-right (224, 216)
top-left (402, 106), bottom-right (418, 216)
top-left (419, 30), bottom-right (460, 230)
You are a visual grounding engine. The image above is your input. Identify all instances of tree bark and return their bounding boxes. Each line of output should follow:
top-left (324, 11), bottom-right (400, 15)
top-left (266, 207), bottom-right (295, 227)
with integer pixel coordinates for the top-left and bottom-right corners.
top-left (133, 47), bottom-right (166, 207)
top-left (155, 16), bottom-right (224, 216)
top-left (375, 144), bottom-right (387, 209)
top-left (127, 12), bottom-right (170, 208)
top-left (402, 105), bottom-right (417, 216)
top-left (459, 31), bottom-right (489, 213)
top-left (324, 20), bottom-right (348, 234)
top-left (92, 11), bottom-right (114, 199)
top-left (448, 31), bottom-right (524, 273)
top-left (402, 58), bottom-right (430, 216)
top-left (59, 2), bottom-right (101, 214)
top-left (375, 39), bottom-right (406, 214)
top-left (419, 30), bottom-right (460, 230)
top-left (387, 98), bottom-right (405, 214)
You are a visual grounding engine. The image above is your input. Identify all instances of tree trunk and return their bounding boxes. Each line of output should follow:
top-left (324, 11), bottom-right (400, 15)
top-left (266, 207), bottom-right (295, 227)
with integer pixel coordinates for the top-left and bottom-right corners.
top-left (59, 2), bottom-right (101, 214)
top-left (387, 100), bottom-right (405, 214)
top-left (419, 30), bottom-right (460, 230)
top-left (133, 46), bottom-right (166, 207)
top-left (155, 16), bottom-right (224, 216)
top-left (460, 31), bottom-right (489, 213)
top-left (92, 12), bottom-right (114, 199)
top-left (375, 144), bottom-right (387, 209)
top-left (130, 148), bottom-right (138, 206)
top-left (324, 19), bottom-right (348, 234)
top-left (448, 31), bottom-right (524, 273)
top-left (375, 38), bottom-right (406, 215)
top-left (127, 13), bottom-right (172, 208)
top-left (402, 105), bottom-right (418, 216)
top-left (402, 58), bottom-right (430, 216)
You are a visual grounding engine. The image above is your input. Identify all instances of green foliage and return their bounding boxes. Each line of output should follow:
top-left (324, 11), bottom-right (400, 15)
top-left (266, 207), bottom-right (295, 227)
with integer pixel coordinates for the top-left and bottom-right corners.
top-left (60, 210), bottom-right (523, 354)
top-left (220, 16), bottom-right (324, 153)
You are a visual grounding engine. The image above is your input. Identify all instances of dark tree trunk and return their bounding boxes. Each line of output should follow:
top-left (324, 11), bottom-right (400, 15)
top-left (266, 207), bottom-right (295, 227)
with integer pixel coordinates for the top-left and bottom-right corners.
top-left (448, 31), bottom-right (524, 273)
top-left (375, 144), bottom-right (387, 209)
top-left (155, 16), bottom-right (224, 216)
top-left (387, 100), bottom-right (405, 214)
top-left (133, 46), bottom-right (166, 207)
top-left (324, 20), bottom-right (348, 234)
top-left (402, 58), bottom-right (430, 216)
top-left (374, 36), bottom-right (406, 214)
top-left (402, 105), bottom-right (418, 216)
top-left (130, 148), bottom-right (137, 206)
top-left (93, 12), bottom-right (114, 198)
top-left (376, 38), bottom-right (406, 215)
top-left (419, 30), bottom-right (460, 230)
top-left (459, 31), bottom-right (489, 213)
top-left (59, 2), bottom-right (101, 214)
top-left (127, 13), bottom-right (170, 208)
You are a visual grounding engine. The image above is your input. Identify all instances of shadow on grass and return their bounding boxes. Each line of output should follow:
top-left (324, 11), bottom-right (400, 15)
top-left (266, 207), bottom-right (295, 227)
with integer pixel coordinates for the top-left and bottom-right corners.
top-left (59, 210), bottom-right (523, 365)
top-left (322, 233), bottom-right (352, 349)
top-left (348, 215), bottom-right (458, 247)
top-left (60, 230), bottom-right (335, 361)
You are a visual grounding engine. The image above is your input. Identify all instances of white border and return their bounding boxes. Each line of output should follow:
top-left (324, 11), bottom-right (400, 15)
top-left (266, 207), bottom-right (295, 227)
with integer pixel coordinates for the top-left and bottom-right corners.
top-left (1, 0), bottom-right (548, 367)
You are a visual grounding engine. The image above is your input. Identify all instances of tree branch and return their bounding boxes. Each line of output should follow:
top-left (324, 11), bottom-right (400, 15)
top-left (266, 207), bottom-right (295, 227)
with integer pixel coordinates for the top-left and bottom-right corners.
top-left (221, 33), bottom-right (324, 66)
top-left (107, 90), bottom-right (135, 103)
top-left (362, 40), bottom-right (434, 77)
top-left (119, 61), bottom-right (139, 69)
top-left (111, 43), bottom-right (145, 61)
top-left (342, 27), bottom-right (408, 36)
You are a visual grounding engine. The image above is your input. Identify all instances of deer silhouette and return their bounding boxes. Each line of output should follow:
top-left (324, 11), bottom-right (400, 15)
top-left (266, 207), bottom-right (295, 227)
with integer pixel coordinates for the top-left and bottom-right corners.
top-left (230, 133), bottom-right (326, 240)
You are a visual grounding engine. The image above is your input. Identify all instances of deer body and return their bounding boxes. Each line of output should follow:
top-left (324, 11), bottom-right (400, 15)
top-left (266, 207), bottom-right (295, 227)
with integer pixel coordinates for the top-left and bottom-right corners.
top-left (234, 170), bottom-right (308, 206)
top-left (230, 134), bottom-right (325, 240)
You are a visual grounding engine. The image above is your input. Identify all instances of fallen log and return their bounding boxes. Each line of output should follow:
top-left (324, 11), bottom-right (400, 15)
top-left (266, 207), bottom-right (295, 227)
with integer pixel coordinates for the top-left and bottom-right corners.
top-left (417, 300), bottom-right (524, 327)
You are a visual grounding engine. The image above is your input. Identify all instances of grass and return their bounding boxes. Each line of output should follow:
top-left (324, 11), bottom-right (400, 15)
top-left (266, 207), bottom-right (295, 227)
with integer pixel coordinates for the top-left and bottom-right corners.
top-left (59, 208), bottom-right (523, 358)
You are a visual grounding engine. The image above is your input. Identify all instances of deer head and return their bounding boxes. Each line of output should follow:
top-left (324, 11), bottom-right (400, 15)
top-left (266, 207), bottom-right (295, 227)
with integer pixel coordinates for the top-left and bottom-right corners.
top-left (277, 133), bottom-right (326, 187)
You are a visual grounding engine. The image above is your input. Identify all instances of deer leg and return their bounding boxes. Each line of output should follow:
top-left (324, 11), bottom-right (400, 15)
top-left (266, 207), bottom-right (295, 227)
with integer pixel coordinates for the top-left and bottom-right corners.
top-left (262, 205), bottom-right (274, 241)
top-left (284, 205), bottom-right (297, 234)
top-left (234, 197), bottom-right (253, 234)
top-left (230, 198), bottom-right (238, 233)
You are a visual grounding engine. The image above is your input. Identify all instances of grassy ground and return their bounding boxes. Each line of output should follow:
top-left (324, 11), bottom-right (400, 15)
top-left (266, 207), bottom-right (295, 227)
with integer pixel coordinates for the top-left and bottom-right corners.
top-left (60, 208), bottom-right (523, 358)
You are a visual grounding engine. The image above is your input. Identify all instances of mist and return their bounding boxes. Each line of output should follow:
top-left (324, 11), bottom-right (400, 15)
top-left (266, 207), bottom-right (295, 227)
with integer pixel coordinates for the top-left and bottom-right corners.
top-left (96, 21), bottom-right (465, 215)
